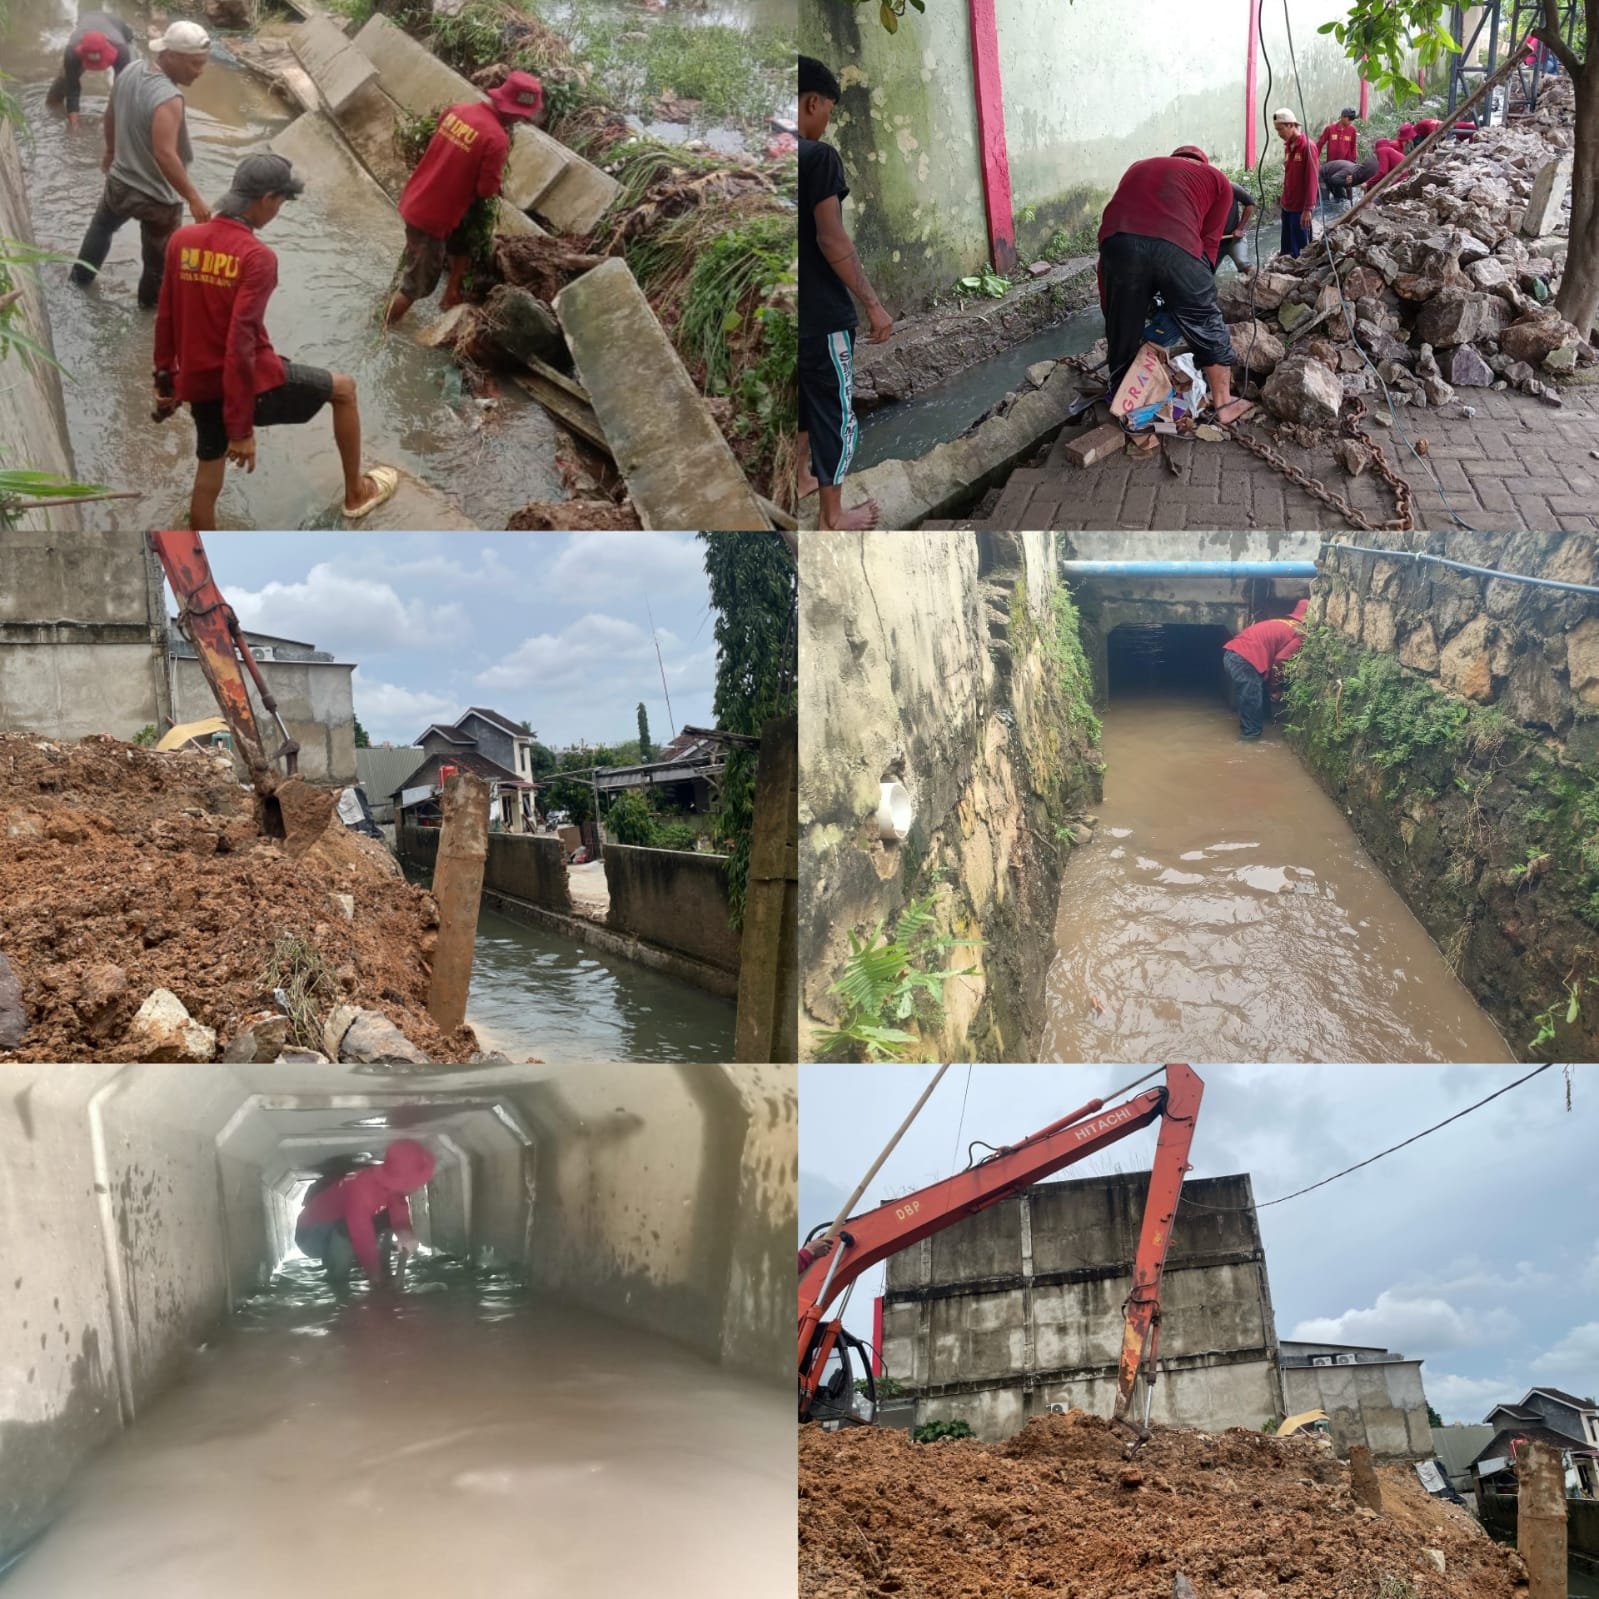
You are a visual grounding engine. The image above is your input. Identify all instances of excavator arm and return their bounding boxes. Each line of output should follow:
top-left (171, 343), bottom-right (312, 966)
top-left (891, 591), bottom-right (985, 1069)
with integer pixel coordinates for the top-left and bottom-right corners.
top-left (799, 1063), bottom-right (1203, 1435)
top-left (147, 531), bottom-right (299, 796)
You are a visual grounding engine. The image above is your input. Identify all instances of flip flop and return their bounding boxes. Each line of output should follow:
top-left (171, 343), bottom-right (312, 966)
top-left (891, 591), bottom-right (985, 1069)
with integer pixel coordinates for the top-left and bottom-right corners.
top-left (343, 465), bottom-right (400, 522)
top-left (1212, 399), bottom-right (1256, 426)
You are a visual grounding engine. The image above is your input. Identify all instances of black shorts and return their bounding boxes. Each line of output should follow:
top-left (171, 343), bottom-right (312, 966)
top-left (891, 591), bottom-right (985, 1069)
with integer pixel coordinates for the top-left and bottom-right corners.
top-left (798, 329), bottom-right (859, 487)
top-left (190, 361), bottom-right (334, 462)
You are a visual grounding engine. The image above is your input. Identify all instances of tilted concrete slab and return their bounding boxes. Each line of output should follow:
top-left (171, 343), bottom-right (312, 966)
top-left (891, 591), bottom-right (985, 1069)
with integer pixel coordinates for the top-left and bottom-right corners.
top-left (531, 155), bottom-right (619, 238)
top-left (555, 259), bottom-right (769, 531)
top-left (290, 15), bottom-right (378, 115)
top-left (269, 108), bottom-right (405, 258)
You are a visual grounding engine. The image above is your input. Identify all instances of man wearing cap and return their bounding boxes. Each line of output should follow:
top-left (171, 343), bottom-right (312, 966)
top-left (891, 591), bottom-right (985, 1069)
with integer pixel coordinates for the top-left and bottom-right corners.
top-left (1097, 146), bottom-right (1253, 429)
top-left (1222, 600), bottom-right (1310, 740)
top-left (1316, 107), bottom-right (1361, 164)
top-left (69, 20), bottom-right (211, 309)
top-left (1272, 108), bottom-right (1318, 259)
top-left (154, 153), bottom-right (399, 530)
top-left (46, 11), bottom-right (135, 128)
top-left (384, 70), bottom-right (544, 327)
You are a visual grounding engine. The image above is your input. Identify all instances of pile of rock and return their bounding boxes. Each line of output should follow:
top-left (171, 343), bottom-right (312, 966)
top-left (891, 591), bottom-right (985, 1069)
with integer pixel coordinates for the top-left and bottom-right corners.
top-left (1215, 95), bottom-right (1593, 432)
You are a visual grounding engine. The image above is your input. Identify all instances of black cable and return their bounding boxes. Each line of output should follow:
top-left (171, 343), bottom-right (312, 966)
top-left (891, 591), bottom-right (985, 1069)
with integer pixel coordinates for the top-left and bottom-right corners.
top-left (1179, 1062), bottom-right (1557, 1213)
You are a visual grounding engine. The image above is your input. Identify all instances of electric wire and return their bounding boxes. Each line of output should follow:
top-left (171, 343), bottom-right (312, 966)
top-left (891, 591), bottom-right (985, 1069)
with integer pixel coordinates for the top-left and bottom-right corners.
top-left (951, 1062), bottom-right (974, 1175)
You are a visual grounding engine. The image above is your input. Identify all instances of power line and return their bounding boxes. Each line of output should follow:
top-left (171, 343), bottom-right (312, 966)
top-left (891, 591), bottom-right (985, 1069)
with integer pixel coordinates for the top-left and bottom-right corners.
top-left (1182, 1063), bottom-right (1557, 1213)
top-left (951, 1062), bottom-right (973, 1175)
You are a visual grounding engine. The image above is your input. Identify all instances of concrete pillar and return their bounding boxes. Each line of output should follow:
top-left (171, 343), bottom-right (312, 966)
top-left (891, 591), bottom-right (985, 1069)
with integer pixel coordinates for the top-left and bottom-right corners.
top-left (1519, 1440), bottom-right (1567, 1599)
top-left (1521, 154), bottom-right (1572, 237)
top-left (428, 772), bottom-right (489, 1034)
top-left (735, 713), bottom-right (798, 1063)
top-left (1349, 1444), bottom-right (1383, 1512)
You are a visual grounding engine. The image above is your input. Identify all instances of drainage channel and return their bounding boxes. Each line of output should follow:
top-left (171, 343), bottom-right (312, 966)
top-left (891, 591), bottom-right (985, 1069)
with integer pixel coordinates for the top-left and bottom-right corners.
top-left (1041, 671), bottom-right (1513, 1064)
top-left (0, 1064), bottom-right (792, 1596)
top-left (6, 0), bottom-right (563, 529)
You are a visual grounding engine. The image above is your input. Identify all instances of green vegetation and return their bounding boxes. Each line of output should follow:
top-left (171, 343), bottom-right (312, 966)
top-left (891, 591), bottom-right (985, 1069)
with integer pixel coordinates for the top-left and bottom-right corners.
top-left (857, 1375), bottom-right (906, 1398)
top-left (264, 935), bottom-right (338, 1052)
top-left (636, 703), bottom-right (652, 762)
top-left (700, 533), bottom-right (798, 926)
top-left (816, 893), bottom-right (981, 1062)
top-left (132, 725), bottom-right (159, 748)
top-left (602, 789), bottom-right (701, 853)
top-left (913, 1418), bottom-right (975, 1443)
top-left (955, 262), bottom-right (1012, 299)
top-left (323, 0), bottom-right (377, 26)
top-left (1046, 585), bottom-right (1102, 746)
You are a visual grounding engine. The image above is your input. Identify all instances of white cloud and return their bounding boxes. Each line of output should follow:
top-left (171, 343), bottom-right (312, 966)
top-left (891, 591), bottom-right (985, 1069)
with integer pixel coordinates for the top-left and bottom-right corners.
top-left (381, 547), bottom-right (517, 588)
top-left (1423, 1371), bottom-right (1524, 1423)
top-left (1531, 1322), bottom-right (1599, 1386)
top-left (1402, 1259), bottom-right (1554, 1298)
top-left (475, 612), bottom-right (714, 701)
top-left (227, 562), bottom-right (467, 653)
top-left (545, 532), bottom-right (708, 598)
top-left (1290, 1290), bottom-right (1518, 1353)
top-left (350, 671), bottom-right (461, 746)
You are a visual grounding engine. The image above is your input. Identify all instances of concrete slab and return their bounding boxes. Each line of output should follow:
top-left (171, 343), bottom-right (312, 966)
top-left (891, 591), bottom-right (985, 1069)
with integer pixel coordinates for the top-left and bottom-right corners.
top-left (290, 15), bottom-right (378, 115)
top-left (555, 259), bottom-right (769, 531)
top-left (269, 109), bottom-right (404, 258)
top-left (533, 155), bottom-right (620, 237)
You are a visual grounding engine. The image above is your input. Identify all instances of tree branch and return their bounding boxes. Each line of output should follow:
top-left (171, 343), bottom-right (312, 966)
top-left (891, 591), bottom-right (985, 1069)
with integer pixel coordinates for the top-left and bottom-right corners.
top-left (1536, 0), bottom-right (1583, 79)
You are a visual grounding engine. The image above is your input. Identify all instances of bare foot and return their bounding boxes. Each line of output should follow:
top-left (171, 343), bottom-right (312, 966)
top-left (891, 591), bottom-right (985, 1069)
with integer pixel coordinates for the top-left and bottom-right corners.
top-left (797, 467), bottom-right (820, 498)
top-left (822, 497), bottom-right (881, 530)
top-left (1214, 398), bottom-right (1255, 425)
top-left (440, 290), bottom-right (463, 311)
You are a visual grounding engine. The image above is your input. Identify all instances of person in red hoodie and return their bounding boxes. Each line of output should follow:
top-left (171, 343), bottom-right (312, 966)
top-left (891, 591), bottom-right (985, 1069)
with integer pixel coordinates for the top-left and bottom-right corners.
top-left (1222, 599), bottom-right (1310, 739)
top-left (384, 70), bottom-right (544, 327)
top-left (1395, 121), bottom-right (1418, 151)
top-left (1373, 138), bottom-right (1405, 180)
top-left (1316, 106), bottom-right (1360, 164)
top-left (295, 1138), bottom-right (437, 1284)
top-left (154, 153), bottom-right (398, 531)
top-left (1271, 108), bottom-right (1318, 258)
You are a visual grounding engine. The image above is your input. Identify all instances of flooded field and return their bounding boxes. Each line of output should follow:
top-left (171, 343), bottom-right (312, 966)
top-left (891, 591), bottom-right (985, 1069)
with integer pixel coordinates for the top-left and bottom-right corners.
top-left (1041, 688), bottom-right (1513, 1064)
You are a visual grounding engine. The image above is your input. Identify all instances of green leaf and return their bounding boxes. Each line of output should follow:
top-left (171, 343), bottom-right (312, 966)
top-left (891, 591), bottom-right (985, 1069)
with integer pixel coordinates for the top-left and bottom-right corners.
top-left (879, 1), bottom-right (898, 32)
top-left (908, 0), bottom-right (925, 10)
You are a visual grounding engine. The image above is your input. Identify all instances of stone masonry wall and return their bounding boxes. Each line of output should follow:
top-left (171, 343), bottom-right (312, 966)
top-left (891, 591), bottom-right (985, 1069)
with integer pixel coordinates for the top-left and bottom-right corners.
top-left (1291, 532), bottom-right (1599, 1057)
top-left (800, 531), bottom-right (1102, 1061)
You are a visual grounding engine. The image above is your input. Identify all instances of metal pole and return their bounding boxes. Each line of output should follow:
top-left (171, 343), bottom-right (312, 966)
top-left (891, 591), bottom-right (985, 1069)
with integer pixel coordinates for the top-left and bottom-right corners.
top-left (427, 771), bottom-right (489, 1035)
top-left (590, 767), bottom-right (604, 859)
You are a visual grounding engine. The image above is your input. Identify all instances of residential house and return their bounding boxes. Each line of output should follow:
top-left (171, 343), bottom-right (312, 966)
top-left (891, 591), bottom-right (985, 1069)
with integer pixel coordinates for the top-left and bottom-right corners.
top-left (416, 708), bottom-right (535, 786)
top-left (594, 730), bottom-right (725, 817)
top-left (394, 707), bottom-right (537, 833)
top-left (355, 747), bottom-right (424, 826)
top-left (1474, 1388), bottom-right (1599, 1499)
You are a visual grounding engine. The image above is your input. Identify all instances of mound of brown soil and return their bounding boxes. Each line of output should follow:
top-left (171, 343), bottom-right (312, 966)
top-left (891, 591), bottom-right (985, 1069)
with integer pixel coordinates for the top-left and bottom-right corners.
top-left (799, 1412), bottom-right (1523, 1599)
top-left (0, 734), bottom-right (473, 1062)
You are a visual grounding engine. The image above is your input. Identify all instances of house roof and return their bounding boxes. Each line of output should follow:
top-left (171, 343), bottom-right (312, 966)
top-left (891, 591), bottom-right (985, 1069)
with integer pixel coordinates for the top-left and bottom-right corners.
top-left (415, 723), bottom-right (474, 746)
top-left (459, 706), bottom-right (527, 737)
top-left (1527, 1386), bottom-right (1598, 1411)
top-left (393, 748), bottom-right (526, 798)
top-left (1430, 1425), bottom-right (1496, 1479)
top-left (356, 747), bottom-right (424, 801)
top-left (1485, 1405), bottom-right (1541, 1423)
top-left (1472, 1423), bottom-right (1599, 1470)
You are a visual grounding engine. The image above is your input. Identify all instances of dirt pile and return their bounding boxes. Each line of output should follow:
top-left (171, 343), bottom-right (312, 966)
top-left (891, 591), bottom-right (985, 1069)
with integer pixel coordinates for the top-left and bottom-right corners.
top-left (1213, 85), bottom-right (1591, 443)
top-left (799, 1412), bottom-right (1525, 1599)
top-left (0, 735), bottom-right (474, 1063)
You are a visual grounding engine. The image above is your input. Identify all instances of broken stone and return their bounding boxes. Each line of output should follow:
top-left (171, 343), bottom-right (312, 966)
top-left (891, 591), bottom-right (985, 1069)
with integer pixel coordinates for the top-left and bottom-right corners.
top-left (128, 987), bottom-right (217, 1063)
top-left (1448, 345), bottom-right (1494, 386)
top-left (1247, 271), bottom-right (1299, 311)
top-left (1414, 290), bottom-right (1509, 347)
top-left (1027, 260), bottom-right (1053, 277)
top-left (1393, 272), bottom-right (1441, 302)
top-left (1521, 153), bottom-right (1573, 236)
top-left (338, 1008), bottom-right (431, 1065)
top-left (1422, 1549), bottom-right (1446, 1576)
top-left (1545, 344), bottom-right (1578, 372)
top-left (1064, 423), bottom-right (1129, 469)
top-left (1466, 255), bottom-right (1511, 291)
top-left (1277, 301), bottom-right (1315, 333)
top-left (1439, 614), bottom-right (1499, 703)
top-left (222, 1011), bottom-right (293, 1064)
top-left (274, 1048), bottom-right (330, 1064)
top-left (1423, 375), bottom-right (1455, 407)
top-left (1332, 438), bottom-right (1368, 477)
top-left (0, 950), bottom-right (25, 1050)
top-left (330, 892), bottom-right (356, 920)
top-left (78, 962), bottom-right (128, 1041)
top-left (1261, 357), bottom-right (1342, 426)
top-left (1505, 359), bottom-right (1540, 389)
top-left (1568, 616), bottom-right (1599, 708)
top-left (1025, 360), bottom-right (1054, 388)
top-left (1399, 622), bottom-right (1440, 674)
top-left (464, 284), bottom-right (568, 370)
top-left (1499, 313), bottom-right (1578, 364)
top-left (1228, 320), bottom-right (1286, 376)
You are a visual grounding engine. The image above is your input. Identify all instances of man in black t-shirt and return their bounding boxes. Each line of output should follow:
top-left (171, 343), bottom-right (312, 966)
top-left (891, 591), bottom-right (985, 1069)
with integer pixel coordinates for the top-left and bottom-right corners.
top-left (1217, 179), bottom-right (1256, 272)
top-left (798, 54), bottom-right (893, 530)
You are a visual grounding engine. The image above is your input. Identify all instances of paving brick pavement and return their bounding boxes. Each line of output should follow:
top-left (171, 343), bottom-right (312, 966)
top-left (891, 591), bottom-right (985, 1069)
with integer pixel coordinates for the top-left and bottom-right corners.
top-left (929, 386), bottom-right (1599, 533)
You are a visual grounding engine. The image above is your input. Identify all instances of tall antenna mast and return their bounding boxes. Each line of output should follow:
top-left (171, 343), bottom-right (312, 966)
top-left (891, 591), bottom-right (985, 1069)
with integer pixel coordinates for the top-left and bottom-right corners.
top-left (645, 599), bottom-right (676, 737)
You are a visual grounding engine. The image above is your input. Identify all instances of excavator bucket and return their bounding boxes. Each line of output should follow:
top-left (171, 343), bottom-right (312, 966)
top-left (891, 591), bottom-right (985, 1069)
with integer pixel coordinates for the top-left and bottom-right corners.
top-left (268, 776), bottom-right (339, 857)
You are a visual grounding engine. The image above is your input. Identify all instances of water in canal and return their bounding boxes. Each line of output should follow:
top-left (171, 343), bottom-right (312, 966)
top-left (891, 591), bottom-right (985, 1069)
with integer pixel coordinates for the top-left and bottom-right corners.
top-left (0, 1256), bottom-right (791, 1598)
top-left (1041, 676), bottom-right (1513, 1064)
top-left (467, 902), bottom-right (736, 1064)
top-left (5, 0), bottom-right (564, 528)
top-left (853, 307), bottom-right (1106, 473)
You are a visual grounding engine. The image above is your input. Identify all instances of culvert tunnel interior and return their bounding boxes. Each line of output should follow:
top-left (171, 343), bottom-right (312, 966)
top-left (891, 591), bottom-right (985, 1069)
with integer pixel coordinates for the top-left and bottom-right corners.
top-left (0, 1063), bottom-right (794, 1597)
top-left (1106, 622), bottom-right (1235, 699)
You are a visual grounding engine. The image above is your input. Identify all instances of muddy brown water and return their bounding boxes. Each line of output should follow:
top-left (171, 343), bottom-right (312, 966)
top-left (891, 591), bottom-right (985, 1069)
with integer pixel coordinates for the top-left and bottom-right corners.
top-left (6, 0), bottom-right (564, 528)
top-left (0, 1258), bottom-right (791, 1597)
top-left (1040, 691), bottom-right (1513, 1064)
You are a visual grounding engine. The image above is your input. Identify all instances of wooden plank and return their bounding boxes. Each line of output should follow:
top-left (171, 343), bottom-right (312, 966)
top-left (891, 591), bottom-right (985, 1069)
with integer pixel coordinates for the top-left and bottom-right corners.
top-left (511, 373), bottom-right (609, 453)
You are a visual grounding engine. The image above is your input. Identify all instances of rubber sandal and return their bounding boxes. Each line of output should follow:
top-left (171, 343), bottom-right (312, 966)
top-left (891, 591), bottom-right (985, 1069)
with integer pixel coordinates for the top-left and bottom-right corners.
top-left (343, 465), bottom-right (400, 522)
top-left (1211, 399), bottom-right (1256, 425)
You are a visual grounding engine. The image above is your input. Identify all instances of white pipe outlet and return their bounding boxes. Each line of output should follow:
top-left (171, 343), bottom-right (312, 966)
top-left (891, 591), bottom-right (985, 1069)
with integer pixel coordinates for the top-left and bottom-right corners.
top-left (877, 782), bottom-right (914, 842)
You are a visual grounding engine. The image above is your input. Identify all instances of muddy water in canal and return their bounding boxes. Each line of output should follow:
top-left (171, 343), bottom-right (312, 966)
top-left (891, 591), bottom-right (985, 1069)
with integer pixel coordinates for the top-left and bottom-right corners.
top-left (0, 1259), bottom-right (791, 1598)
top-left (6, 0), bottom-right (563, 527)
top-left (1041, 691), bottom-right (1513, 1064)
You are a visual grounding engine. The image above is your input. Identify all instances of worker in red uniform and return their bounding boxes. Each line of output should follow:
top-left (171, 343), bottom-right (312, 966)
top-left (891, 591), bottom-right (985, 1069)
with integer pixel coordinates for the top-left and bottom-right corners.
top-left (154, 153), bottom-right (398, 531)
top-left (1414, 116), bottom-right (1442, 144)
top-left (384, 70), bottom-right (544, 327)
top-left (1222, 599), bottom-right (1310, 739)
top-left (45, 12), bottom-right (134, 127)
top-left (1395, 120), bottom-right (1418, 150)
top-left (1316, 106), bottom-right (1360, 164)
top-left (1097, 145), bottom-right (1252, 429)
top-left (295, 1138), bottom-right (437, 1284)
top-left (1272, 108), bottom-right (1318, 258)
top-left (1374, 138), bottom-right (1405, 180)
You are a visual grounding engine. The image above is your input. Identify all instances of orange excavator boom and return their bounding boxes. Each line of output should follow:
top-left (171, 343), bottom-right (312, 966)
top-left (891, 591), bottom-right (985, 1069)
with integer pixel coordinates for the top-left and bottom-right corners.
top-left (146, 531), bottom-right (300, 794)
top-left (799, 1064), bottom-right (1204, 1434)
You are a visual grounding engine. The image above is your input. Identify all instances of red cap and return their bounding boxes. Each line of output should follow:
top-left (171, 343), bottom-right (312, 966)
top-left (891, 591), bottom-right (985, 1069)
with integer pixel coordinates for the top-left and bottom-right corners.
top-left (76, 30), bottom-right (115, 68)
top-left (381, 1138), bottom-right (436, 1192)
top-left (487, 69), bottom-right (544, 122)
top-left (1170, 144), bottom-right (1209, 163)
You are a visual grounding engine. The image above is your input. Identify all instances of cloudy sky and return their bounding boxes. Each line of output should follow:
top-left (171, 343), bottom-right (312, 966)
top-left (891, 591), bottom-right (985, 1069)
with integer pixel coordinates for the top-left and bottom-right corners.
top-left (800, 1063), bottom-right (1596, 1424)
top-left (196, 533), bottom-right (718, 750)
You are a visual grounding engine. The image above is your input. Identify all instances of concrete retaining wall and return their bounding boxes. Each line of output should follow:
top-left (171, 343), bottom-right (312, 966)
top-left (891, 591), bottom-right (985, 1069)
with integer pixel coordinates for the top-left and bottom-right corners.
top-left (800, 0), bottom-right (1364, 309)
top-left (0, 123), bottom-right (82, 530)
top-left (604, 845), bottom-right (740, 976)
top-left (0, 1061), bottom-right (794, 1562)
top-left (0, 534), bottom-right (169, 738)
top-left (1291, 532), bottom-right (1599, 1058)
top-left (1482, 1492), bottom-right (1599, 1560)
top-left (882, 1171), bottom-right (1283, 1440)
top-left (1281, 1360), bottom-right (1433, 1460)
top-left (800, 530), bottom-right (1103, 1059)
